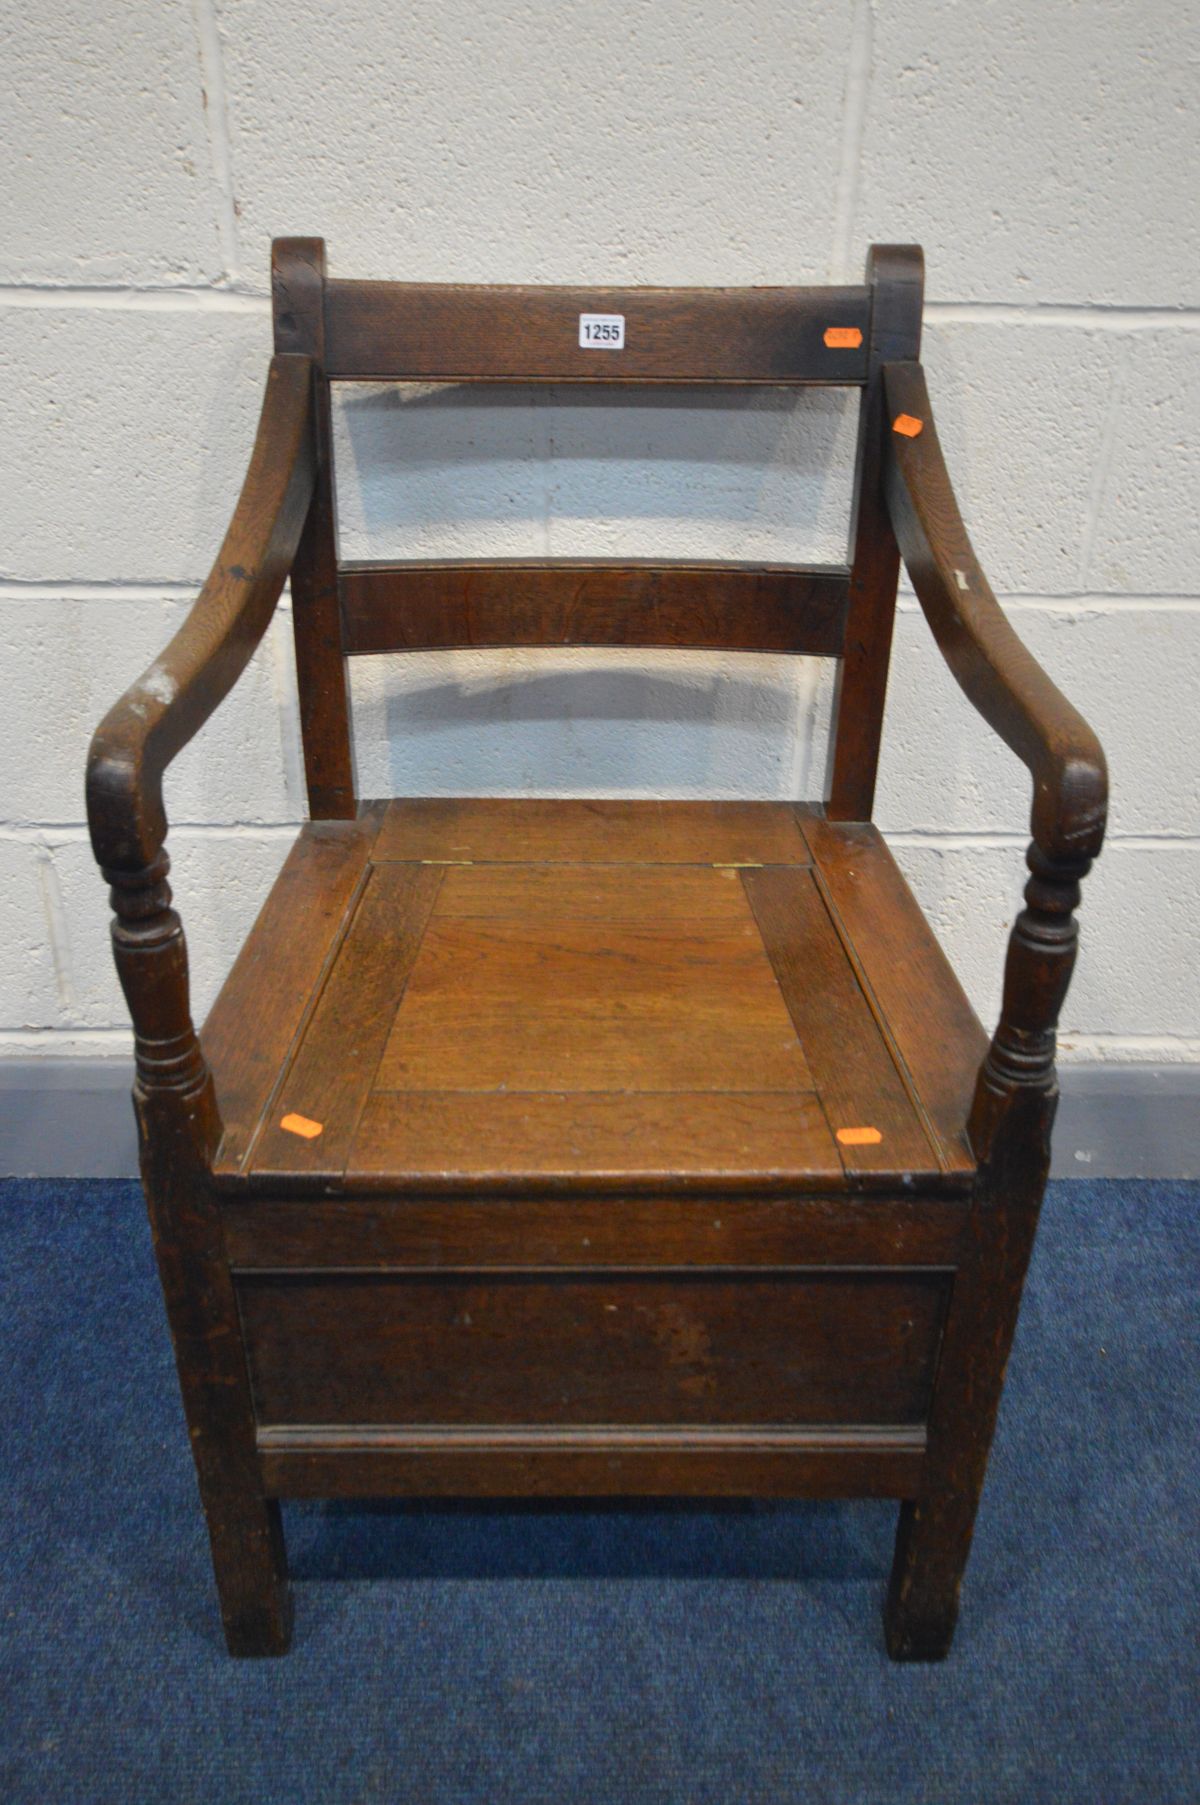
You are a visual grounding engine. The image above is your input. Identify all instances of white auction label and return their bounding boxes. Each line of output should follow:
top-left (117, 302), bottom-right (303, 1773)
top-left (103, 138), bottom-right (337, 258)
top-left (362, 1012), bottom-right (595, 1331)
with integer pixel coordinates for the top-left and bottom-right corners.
top-left (578, 313), bottom-right (625, 349)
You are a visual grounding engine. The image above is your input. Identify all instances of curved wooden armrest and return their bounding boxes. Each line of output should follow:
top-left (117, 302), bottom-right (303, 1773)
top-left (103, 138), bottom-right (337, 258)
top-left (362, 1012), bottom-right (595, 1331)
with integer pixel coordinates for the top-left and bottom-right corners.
top-left (881, 360), bottom-right (1110, 1152)
top-left (87, 353), bottom-right (316, 874)
top-left (881, 360), bottom-right (1107, 864)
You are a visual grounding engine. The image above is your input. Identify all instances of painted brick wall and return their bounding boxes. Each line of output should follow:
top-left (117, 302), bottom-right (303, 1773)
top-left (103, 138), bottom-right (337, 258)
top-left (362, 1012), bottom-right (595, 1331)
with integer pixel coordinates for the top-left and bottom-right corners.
top-left (1, 0), bottom-right (1196, 1071)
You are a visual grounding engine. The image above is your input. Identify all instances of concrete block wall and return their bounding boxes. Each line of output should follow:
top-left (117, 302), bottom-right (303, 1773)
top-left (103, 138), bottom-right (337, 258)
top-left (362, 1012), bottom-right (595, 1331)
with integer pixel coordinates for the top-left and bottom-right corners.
top-left (1, 0), bottom-right (1197, 1075)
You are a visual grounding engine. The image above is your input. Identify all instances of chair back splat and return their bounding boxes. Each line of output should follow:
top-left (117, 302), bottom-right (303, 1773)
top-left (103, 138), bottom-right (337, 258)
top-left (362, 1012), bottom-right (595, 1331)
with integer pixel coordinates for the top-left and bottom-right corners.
top-left (269, 237), bottom-right (924, 821)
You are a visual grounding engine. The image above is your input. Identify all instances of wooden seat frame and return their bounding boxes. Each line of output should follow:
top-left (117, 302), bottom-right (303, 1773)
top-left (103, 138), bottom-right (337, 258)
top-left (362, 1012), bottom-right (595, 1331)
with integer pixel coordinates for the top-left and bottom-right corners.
top-left (87, 241), bottom-right (1107, 1659)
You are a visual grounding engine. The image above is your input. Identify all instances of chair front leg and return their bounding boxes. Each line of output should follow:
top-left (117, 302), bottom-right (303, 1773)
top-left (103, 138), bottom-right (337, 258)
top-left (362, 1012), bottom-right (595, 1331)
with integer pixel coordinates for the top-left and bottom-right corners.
top-left (107, 851), bottom-right (292, 1657)
top-left (884, 841), bottom-right (1090, 1658)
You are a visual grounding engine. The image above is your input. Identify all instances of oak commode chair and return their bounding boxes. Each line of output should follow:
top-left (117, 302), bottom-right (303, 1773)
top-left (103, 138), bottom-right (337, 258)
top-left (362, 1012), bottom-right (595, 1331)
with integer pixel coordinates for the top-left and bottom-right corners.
top-left (86, 241), bottom-right (1107, 1658)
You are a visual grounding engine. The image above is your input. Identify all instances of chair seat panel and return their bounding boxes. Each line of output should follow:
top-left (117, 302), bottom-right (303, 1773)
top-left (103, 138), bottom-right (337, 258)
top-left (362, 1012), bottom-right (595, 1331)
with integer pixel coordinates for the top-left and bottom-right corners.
top-left (741, 864), bottom-right (936, 1178)
top-left (346, 1090), bottom-right (839, 1190)
top-left (377, 864), bottom-right (814, 1095)
top-left (797, 810), bottom-right (987, 1176)
top-left (248, 861), bottom-right (444, 1180)
top-left (209, 799), bottom-right (979, 1195)
top-left (371, 796), bottom-right (813, 866)
top-left (203, 805), bottom-right (386, 1172)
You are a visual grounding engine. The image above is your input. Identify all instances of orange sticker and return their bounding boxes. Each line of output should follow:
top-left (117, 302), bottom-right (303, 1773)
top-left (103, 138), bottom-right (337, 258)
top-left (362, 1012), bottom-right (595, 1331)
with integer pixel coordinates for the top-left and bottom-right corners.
top-left (824, 325), bottom-right (863, 349)
top-left (280, 1112), bottom-right (323, 1140)
top-left (837, 1125), bottom-right (883, 1146)
top-left (892, 413), bottom-right (924, 438)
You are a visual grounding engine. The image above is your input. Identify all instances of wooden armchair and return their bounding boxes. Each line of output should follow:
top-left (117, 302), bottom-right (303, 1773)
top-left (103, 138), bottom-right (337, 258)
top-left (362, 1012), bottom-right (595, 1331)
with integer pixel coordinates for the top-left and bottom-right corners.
top-left (87, 241), bottom-right (1106, 1659)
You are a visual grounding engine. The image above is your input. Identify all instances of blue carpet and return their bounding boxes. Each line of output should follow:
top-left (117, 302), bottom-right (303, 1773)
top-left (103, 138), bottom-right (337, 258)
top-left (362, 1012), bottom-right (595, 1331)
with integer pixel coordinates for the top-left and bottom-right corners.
top-left (0, 1178), bottom-right (1196, 1804)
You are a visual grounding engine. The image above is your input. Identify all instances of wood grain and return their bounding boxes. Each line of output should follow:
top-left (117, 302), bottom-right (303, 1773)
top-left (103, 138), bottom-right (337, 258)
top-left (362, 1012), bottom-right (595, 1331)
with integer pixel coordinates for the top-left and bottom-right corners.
top-left (797, 810), bottom-right (986, 1175)
top-left (339, 560), bottom-right (849, 656)
top-left (249, 861), bottom-right (443, 1179)
top-left (372, 798), bottom-right (812, 865)
top-left (347, 1091), bottom-right (838, 1191)
top-left (741, 865), bottom-right (938, 1179)
top-left (376, 865), bottom-right (813, 1095)
top-left (428, 860), bottom-right (785, 923)
top-left (239, 1268), bottom-right (947, 1425)
top-left (323, 281), bottom-right (871, 383)
top-left (205, 809), bottom-right (384, 1172)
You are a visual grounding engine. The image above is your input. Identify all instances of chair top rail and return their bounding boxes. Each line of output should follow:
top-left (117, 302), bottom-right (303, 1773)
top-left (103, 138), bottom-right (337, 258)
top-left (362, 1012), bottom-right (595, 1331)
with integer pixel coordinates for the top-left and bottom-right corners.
top-left (322, 279), bottom-right (873, 384)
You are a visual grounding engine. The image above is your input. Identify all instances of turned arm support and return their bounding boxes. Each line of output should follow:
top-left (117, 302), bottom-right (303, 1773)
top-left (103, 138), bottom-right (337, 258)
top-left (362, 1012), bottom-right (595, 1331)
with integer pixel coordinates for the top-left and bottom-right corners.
top-left (880, 360), bottom-right (1109, 1155)
top-left (85, 354), bottom-right (315, 1108)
